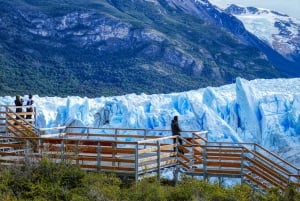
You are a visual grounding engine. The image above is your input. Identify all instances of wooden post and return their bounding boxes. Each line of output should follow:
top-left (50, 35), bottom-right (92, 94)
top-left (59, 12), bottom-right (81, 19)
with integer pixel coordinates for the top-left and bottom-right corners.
top-left (174, 136), bottom-right (179, 185)
top-left (241, 148), bottom-right (245, 185)
top-left (75, 141), bottom-right (79, 166)
top-left (25, 139), bottom-right (30, 164)
top-left (114, 128), bottom-right (118, 143)
top-left (5, 106), bottom-right (8, 135)
top-left (97, 142), bottom-right (101, 171)
top-left (135, 144), bottom-right (139, 182)
top-left (144, 129), bottom-right (147, 149)
top-left (112, 142), bottom-right (116, 167)
top-left (157, 141), bottom-right (161, 181)
top-left (60, 140), bottom-right (64, 161)
top-left (298, 169), bottom-right (300, 191)
top-left (203, 141), bottom-right (207, 181)
top-left (191, 133), bottom-right (195, 169)
top-left (38, 139), bottom-right (42, 155)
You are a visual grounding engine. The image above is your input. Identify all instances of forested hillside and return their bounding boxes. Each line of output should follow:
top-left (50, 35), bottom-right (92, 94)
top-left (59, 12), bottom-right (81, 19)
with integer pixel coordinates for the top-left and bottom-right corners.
top-left (0, 0), bottom-right (283, 97)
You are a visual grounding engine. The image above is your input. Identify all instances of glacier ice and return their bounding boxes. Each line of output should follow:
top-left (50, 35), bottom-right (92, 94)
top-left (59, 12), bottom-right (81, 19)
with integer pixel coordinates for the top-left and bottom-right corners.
top-left (1, 77), bottom-right (300, 167)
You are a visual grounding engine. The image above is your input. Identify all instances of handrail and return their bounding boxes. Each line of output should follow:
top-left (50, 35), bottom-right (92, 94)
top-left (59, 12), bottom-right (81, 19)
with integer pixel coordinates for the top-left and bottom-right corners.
top-left (137, 136), bottom-right (175, 144)
top-left (205, 141), bottom-right (300, 174)
top-left (253, 143), bottom-right (300, 172)
top-left (1, 105), bottom-right (300, 191)
top-left (192, 131), bottom-right (208, 142)
top-left (6, 107), bottom-right (37, 133)
top-left (0, 133), bottom-right (299, 190)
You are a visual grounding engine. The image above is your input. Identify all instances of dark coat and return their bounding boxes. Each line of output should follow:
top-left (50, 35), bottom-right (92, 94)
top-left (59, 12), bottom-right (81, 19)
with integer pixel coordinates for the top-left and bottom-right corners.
top-left (15, 98), bottom-right (23, 113)
top-left (171, 119), bottom-right (181, 136)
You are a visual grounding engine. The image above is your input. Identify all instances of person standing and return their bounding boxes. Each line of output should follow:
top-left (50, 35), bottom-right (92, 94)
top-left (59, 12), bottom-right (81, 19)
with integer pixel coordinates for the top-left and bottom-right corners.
top-left (14, 95), bottom-right (24, 119)
top-left (171, 115), bottom-right (184, 154)
top-left (26, 94), bottom-right (34, 120)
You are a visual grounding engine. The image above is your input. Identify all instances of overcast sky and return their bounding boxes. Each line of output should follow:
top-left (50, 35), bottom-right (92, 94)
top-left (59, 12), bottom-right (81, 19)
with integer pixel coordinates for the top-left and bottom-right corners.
top-left (209, 0), bottom-right (300, 19)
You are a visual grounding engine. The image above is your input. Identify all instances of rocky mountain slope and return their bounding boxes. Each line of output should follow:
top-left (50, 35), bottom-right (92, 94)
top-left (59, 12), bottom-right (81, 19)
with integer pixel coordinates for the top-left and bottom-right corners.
top-left (0, 0), bottom-right (286, 97)
top-left (224, 4), bottom-right (300, 68)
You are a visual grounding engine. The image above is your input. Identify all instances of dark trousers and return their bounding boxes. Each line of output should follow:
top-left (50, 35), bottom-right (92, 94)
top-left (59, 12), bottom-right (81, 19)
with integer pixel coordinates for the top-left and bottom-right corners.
top-left (173, 135), bottom-right (183, 154)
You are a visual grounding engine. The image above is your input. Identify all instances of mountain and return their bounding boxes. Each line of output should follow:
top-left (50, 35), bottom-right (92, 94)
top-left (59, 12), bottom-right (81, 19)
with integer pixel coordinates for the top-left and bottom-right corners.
top-left (224, 4), bottom-right (300, 66)
top-left (1, 77), bottom-right (299, 167)
top-left (193, 0), bottom-right (300, 76)
top-left (0, 0), bottom-right (288, 97)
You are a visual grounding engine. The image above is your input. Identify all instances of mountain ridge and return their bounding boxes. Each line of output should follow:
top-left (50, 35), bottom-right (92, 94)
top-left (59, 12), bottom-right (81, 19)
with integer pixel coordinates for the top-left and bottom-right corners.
top-left (224, 4), bottom-right (300, 65)
top-left (0, 0), bottom-right (289, 97)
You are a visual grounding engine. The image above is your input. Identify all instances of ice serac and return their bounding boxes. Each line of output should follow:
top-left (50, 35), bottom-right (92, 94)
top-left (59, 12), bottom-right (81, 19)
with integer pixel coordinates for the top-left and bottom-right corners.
top-left (202, 86), bottom-right (241, 142)
top-left (235, 78), bottom-right (261, 143)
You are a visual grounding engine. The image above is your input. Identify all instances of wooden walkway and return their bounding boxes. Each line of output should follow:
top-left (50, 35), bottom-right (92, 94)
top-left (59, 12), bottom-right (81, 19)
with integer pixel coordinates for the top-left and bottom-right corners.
top-left (0, 105), bottom-right (300, 192)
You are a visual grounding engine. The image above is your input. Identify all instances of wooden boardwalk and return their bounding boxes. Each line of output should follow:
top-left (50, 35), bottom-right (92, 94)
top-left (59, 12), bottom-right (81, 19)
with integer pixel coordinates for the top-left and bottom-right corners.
top-left (0, 105), bottom-right (300, 192)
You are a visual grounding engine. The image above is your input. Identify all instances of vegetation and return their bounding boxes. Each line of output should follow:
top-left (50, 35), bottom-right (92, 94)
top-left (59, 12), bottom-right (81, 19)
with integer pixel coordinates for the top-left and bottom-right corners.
top-left (0, 158), bottom-right (299, 201)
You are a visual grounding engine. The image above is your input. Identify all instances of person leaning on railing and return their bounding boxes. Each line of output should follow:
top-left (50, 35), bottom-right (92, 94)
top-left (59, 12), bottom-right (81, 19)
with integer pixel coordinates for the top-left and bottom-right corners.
top-left (14, 95), bottom-right (24, 119)
top-left (26, 93), bottom-right (34, 119)
top-left (171, 115), bottom-right (184, 155)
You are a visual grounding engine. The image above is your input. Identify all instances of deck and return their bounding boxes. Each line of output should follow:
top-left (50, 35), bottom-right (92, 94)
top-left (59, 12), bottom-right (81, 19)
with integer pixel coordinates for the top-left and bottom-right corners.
top-left (0, 105), bottom-right (300, 192)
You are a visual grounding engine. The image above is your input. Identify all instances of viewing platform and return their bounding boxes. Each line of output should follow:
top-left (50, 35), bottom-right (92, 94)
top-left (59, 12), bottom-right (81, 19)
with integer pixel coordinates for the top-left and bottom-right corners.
top-left (0, 105), bottom-right (300, 192)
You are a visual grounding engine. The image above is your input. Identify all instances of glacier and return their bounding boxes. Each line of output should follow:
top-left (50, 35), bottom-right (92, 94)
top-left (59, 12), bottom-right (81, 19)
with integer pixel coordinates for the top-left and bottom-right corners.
top-left (1, 77), bottom-right (300, 167)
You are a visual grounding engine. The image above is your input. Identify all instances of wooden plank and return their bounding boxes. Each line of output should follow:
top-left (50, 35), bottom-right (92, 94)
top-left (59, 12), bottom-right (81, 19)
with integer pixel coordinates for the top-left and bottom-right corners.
top-left (0, 152), bottom-right (25, 156)
top-left (41, 139), bottom-right (63, 144)
top-left (246, 166), bottom-right (286, 190)
top-left (66, 133), bottom-right (160, 139)
top-left (160, 144), bottom-right (174, 150)
top-left (193, 155), bottom-right (203, 164)
top-left (139, 147), bottom-right (158, 154)
top-left (138, 153), bottom-right (175, 163)
top-left (74, 155), bottom-right (135, 164)
top-left (178, 160), bottom-right (190, 170)
top-left (252, 151), bottom-right (292, 175)
top-left (7, 112), bottom-right (34, 116)
top-left (139, 160), bottom-right (176, 171)
top-left (79, 164), bottom-right (135, 172)
top-left (244, 173), bottom-right (270, 189)
top-left (139, 155), bottom-right (158, 163)
top-left (0, 143), bottom-right (24, 149)
top-left (207, 156), bottom-right (242, 161)
top-left (41, 145), bottom-right (136, 155)
top-left (193, 148), bottom-right (202, 155)
top-left (246, 157), bottom-right (289, 184)
top-left (107, 148), bottom-right (135, 154)
top-left (7, 121), bottom-right (37, 138)
top-left (206, 148), bottom-right (243, 153)
top-left (206, 153), bottom-right (242, 157)
top-left (206, 161), bottom-right (241, 168)
top-left (188, 168), bottom-right (239, 175)
top-left (205, 169), bottom-right (241, 175)
top-left (178, 145), bottom-right (190, 153)
top-left (178, 153), bottom-right (191, 163)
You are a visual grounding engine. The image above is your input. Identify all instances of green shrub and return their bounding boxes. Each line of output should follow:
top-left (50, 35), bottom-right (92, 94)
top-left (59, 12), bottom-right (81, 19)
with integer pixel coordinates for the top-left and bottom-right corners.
top-left (0, 160), bottom-right (299, 201)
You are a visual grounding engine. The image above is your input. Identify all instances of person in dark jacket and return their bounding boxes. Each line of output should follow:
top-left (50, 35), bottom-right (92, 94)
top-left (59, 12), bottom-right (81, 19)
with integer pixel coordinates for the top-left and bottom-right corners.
top-left (14, 95), bottom-right (24, 119)
top-left (171, 115), bottom-right (184, 154)
top-left (26, 93), bottom-right (34, 119)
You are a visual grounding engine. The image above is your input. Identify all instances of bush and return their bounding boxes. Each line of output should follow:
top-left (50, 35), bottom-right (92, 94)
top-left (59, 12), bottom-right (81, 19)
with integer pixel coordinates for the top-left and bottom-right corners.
top-left (0, 160), bottom-right (299, 201)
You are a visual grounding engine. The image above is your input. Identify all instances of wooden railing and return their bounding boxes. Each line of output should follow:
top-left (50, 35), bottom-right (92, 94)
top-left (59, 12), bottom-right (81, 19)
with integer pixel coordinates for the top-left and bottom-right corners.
top-left (0, 105), bottom-right (37, 138)
top-left (0, 105), bottom-right (299, 191)
top-left (180, 141), bottom-right (300, 191)
top-left (0, 130), bottom-right (299, 191)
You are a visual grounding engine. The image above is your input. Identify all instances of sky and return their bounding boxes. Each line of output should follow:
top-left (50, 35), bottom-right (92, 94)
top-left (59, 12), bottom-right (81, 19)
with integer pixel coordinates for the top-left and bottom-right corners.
top-left (209, 0), bottom-right (300, 19)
